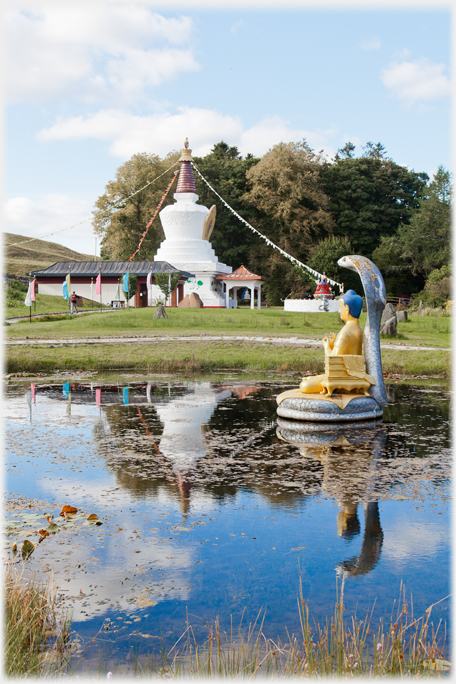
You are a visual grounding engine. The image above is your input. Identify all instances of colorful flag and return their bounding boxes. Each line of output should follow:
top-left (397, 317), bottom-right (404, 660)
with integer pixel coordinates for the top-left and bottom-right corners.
top-left (63, 280), bottom-right (69, 299)
top-left (66, 273), bottom-right (71, 292)
top-left (122, 273), bottom-right (129, 294)
top-left (96, 273), bottom-right (101, 295)
top-left (31, 280), bottom-right (36, 302)
top-left (114, 282), bottom-right (120, 301)
top-left (122, 387), bottom-right (129, 405)
top-left (95, 388), bottom-right (101, 409)
top-left (24, 282), bottom-right (33, 306)
top-left (31, 383), bottom-right (36, 403)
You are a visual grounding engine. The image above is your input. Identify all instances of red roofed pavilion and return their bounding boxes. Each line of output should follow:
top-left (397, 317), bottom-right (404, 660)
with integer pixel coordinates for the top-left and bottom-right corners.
top-left (216, 265), bottom-right (266, 309)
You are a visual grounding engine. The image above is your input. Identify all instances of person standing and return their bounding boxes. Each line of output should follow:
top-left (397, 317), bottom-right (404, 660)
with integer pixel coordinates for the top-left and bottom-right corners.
top-left (70, 291), bottom-right (78, 314)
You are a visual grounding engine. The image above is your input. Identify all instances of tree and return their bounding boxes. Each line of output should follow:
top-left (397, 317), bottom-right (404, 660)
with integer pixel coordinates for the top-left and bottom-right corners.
top-left (192, 142), bottom-right (260, 269)
top-left (372, 167), bottom-right (452, 295)
top-left (307, 236), bottom-right (361, 294)
top-left (92, 151), bottom-right (180, 261)
top-left (320, 142), bottom-right (428, 258)
top-left (242, 140), bottom-right (334, 304)
top-left (154, 272), bottom-right (181, 305)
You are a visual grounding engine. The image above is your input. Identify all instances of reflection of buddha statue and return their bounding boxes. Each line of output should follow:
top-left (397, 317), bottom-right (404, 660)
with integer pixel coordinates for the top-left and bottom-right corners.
top-left (299, 290), bottom-right (376, 397)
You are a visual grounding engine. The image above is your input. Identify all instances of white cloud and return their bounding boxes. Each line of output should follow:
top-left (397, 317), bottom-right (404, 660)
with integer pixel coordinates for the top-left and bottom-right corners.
top-left (383, 521), bottom-right (448, 568)
top-left (361, 37), bottom-right (381, 51)
top-left (6, 5), bottom-right (198, 103)
top-left (231, 19), bottom-right (244, 33)
top-left (381, 57), bottom-right (451, 104)
top-left (36, 108), bottom-right (337, 160)
top-left (5, 194), bottom-right (95, 255)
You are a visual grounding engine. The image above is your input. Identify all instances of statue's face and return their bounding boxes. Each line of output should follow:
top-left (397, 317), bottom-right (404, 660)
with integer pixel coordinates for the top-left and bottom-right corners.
top-left (339, 299), bottom-right (350, 321)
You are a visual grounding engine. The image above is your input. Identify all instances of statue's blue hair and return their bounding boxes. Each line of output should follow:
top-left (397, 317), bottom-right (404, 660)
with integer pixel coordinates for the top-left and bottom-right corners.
top-left (340, 289), bottom-right (363, 319)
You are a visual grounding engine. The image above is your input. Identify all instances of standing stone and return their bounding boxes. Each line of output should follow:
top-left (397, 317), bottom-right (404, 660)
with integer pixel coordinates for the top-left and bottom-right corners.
top-left (178, 294), bottom-right (190, 308)
top-left (189, 293), bottom-right (204, 308)
top-left (396, 310), bottom-right (408, 322)
top-left (153, 303), bottom-right (168, 319)
top-left (379, 302), bottom-right (397, 336)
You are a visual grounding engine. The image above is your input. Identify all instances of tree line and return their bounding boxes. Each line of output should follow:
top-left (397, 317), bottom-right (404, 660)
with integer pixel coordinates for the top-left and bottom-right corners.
top-left (92, 140), bottom-right (451, 306)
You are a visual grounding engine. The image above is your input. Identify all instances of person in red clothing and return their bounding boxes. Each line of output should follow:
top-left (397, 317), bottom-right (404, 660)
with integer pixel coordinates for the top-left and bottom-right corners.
top-left (70, 291), bottom-right (78, 314)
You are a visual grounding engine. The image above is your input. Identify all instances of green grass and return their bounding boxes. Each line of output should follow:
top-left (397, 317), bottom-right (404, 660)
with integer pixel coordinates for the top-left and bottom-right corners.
top-left (5, 304), bottom-right (451, 347)
top-left (5, 339), bottom-right (450, 377)
top-left (5, 293), bottom-right (110, 318)
top-left (5, 304), bottom-right (450, 377)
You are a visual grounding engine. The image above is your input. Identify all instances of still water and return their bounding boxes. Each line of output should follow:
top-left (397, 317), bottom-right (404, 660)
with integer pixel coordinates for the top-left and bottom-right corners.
top-left (5, 375), bottom-right (451, 673)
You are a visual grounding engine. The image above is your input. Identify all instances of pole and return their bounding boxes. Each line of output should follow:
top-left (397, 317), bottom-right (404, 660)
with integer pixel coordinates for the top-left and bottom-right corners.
top-left (95, 237), bottom-right (97, 261)
top-left (100, 268), bottom-right (102, 313)
top-left (91, 277), bottom-right (93, 309)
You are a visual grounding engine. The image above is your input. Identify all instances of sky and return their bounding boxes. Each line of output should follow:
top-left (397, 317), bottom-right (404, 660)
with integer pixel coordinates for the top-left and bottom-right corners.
top-left (4, 0), bottom-right (452, 257)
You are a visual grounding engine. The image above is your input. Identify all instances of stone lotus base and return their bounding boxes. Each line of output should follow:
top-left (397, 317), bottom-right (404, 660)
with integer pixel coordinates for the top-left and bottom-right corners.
top-left (276, 416), bottom-right (384, 446)
top-left (276, 389), bottom-right (383, 422)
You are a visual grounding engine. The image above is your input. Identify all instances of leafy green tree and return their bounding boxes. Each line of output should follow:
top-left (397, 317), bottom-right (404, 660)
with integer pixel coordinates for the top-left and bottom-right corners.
top-left (92, 151), bottom-right (179, 260)
top-left (320, 142), bottom-right (428, 258)
top-left (192, 142), bottom-right (260, 268)
top-left (241, 140), bottom-right (334, 304)
top-left (307, 236), bottom-right (361, 294)
top-left (154, 272), bottom-right (181, 305)
top-left (372, 167), bottom-right (452, 295)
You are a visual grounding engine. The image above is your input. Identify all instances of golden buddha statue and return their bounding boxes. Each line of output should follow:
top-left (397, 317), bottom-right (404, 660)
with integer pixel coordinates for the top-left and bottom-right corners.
top-left (299, 289), bottom-right (375, 397)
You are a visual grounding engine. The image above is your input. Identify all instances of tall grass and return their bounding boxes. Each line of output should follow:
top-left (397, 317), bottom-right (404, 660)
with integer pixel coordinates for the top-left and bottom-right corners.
top-left (4, 563), bottom-right (73, 677)
top-left (129, 580), bottom-right (449, 678)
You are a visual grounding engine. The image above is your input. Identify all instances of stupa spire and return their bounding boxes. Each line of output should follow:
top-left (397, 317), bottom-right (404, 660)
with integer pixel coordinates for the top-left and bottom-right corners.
top-left (176, 138), bottom-right (197, 193)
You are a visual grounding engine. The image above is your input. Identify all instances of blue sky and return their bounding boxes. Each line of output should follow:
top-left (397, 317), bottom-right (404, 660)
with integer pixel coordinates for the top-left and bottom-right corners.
top-left (5, 1), bottom-right (452, 256)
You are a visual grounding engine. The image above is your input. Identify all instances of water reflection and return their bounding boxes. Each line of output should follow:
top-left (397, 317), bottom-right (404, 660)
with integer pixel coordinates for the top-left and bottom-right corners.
top-left (8, 378), bottom-right (450, 639)
top-left (277, 418), bottom-right (386, 578)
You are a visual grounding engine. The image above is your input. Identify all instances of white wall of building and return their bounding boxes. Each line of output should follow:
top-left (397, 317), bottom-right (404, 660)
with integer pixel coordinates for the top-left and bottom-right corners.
top-left (284, 298), bottom-right (340, 312)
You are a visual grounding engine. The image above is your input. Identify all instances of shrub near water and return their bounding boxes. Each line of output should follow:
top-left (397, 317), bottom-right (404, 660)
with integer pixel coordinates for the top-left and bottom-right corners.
top-left (4, 564), bottom-right (72, 677)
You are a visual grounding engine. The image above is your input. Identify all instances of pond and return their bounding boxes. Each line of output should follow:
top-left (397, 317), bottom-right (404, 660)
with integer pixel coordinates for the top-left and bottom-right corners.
top-left (5, 374), bottom-right (451, 675)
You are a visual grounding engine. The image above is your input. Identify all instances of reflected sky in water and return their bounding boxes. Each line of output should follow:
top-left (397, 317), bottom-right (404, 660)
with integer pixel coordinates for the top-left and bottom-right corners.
top-left (5, 377), bottom-right (451, 671)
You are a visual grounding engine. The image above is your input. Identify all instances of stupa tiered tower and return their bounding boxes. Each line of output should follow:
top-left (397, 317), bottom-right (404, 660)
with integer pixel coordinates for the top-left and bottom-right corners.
top-left (152, 139), bottom-right (232, 307)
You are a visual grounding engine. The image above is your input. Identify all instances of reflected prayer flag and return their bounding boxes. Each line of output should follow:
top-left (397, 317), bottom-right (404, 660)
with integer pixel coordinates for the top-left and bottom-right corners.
top-left (95, 388), bottom-right (101, 408)
top-left (122, 387), bottom-right (129, 405)
top-left (31, 383), bottom-right (36, 403)
top-left (96, 273), bottom-right (101, 295)
top-left (62, 382), bottom-right (70, 398)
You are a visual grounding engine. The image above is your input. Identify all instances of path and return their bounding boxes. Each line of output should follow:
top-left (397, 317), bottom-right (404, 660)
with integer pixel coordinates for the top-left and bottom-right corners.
top-left (4, 335), bottom-right (449, 352)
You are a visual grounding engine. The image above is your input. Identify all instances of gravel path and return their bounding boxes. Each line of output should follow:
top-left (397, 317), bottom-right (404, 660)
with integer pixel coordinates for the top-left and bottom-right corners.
top-left (4, 334), bottom-right (449, 352)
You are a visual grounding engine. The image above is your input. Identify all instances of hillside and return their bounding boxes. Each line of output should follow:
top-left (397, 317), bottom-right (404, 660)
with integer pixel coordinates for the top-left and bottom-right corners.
top-left (5, 232), bottom-right (94, 278)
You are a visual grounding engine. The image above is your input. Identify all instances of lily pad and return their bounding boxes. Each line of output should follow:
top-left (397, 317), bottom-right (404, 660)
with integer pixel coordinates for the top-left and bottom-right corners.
top-left (21, 539), bottom-right (35, 557)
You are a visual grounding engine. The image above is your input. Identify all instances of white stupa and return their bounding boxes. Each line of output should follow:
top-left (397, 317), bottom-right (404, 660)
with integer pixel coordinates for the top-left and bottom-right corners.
top-left (151, 139), bottom-right (232, 307)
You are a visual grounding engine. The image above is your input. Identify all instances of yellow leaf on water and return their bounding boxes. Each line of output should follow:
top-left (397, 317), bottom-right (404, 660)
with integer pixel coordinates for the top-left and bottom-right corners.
top-left (87, 514), bottom-right (99, 521)
top-left (59, 505), bottom-right (78, 517)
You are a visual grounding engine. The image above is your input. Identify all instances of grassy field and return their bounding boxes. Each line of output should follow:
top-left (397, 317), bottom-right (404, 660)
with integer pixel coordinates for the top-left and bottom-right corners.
top-left (5, 305), bottom-right (450, 377)
top-left (5, 232), bottom-right (92, 278)
top-left (5, 305), bottom-right (451, 347)
top-left (5, 293), bottom-right (111, 318)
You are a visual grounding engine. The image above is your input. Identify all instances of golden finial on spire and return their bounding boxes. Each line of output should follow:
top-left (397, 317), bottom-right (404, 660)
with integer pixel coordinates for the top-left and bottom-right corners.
top-left (178, 138), bottom-right (193, 162)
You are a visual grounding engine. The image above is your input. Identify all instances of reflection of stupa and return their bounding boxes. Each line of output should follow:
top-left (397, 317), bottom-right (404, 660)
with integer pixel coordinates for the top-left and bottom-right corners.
top-left (152, 139), bottom-right (232, 307)
top-left (154, 383), bottom-right (231, 471)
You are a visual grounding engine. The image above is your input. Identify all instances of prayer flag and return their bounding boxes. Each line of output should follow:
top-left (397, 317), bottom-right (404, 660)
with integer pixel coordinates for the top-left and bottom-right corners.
top-left (95, 388), bottom-right (101, 409)
top-left (114, 282), bottom-right (120, 301)
top-left (122, 273), bottom-right (129, 294)
top-left (31, 280), bottom-right (36, 302)
top-left (96, 273), bottom-right (101, 295)
top-left (63, 280), bottom-right (69, 299)
top-left (24, 282), bottom-right (33, 307)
